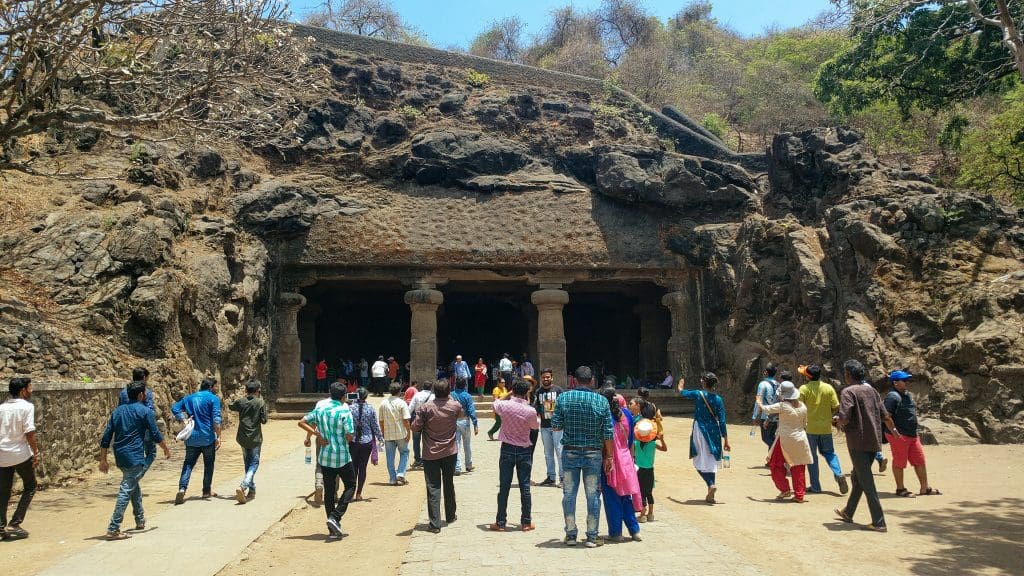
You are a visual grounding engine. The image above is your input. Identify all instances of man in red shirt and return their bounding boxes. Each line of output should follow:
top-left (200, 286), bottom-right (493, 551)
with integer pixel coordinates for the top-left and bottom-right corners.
top-left (316, 359), bottom-right (328, 393)
top-left (387, 357), bottom-right (399, 383)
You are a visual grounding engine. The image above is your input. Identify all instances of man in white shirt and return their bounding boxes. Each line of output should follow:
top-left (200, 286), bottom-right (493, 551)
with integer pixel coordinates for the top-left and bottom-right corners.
top-left (371, 356), bottom-right (390, 397)
top-left (379, 382), bottom-right (413, 485)
top-left (408, 382), bottom-right (435, 468)
top-left (498, 353), bottom-right (514, 390)
top-left (0, 378), bottom-right (39, 540)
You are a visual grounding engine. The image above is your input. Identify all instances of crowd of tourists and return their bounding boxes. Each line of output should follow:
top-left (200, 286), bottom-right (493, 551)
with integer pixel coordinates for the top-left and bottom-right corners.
top-left (0, 354), bottom-right (939, 542)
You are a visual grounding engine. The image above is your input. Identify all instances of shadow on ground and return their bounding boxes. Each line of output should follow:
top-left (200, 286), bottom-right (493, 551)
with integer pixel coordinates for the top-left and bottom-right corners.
top-left (897, 497), bottom-right (1023, 575)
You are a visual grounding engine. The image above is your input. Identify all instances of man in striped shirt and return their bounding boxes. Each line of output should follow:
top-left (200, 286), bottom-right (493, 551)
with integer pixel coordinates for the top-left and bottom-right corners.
top-left (299, 382), bottom-right (355, 540)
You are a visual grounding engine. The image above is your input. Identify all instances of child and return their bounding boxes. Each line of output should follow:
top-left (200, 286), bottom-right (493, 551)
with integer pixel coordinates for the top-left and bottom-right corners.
top-left (634, 419), bottom-right (667, 522)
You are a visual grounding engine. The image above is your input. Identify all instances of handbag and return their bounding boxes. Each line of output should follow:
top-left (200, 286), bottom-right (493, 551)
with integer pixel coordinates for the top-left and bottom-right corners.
top-left (176, 416), bottom-right (195, 442)
top-left (370, 438), bottom-right (379, 466)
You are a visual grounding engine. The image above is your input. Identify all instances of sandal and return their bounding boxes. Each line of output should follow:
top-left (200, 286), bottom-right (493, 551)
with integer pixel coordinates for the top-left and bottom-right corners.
top-left (919, 487), bottom-right (942, 496)
top-left (895, 488), bottom-right (916, 498)
top-left (834, 508), bottom-right (853, 523)
top-left (105, 531), bottom-right (132, 540)
top-left (776, 490), bottom-right (794, 500)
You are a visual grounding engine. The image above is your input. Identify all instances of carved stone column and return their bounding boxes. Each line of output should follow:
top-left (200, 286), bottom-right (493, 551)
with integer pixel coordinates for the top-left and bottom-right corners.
top-left (277, 292), bottom-right (307, 396)
top-left (532, 288), bottom-right (569, 388)
top-left (635, 303), bottom-right (670, 380)
top-left (661, 290), bottom-right (690, 382)
top-left (405, 287), bottom-right (444, 386)
top-left (298, 302), bottom-right (321, 390)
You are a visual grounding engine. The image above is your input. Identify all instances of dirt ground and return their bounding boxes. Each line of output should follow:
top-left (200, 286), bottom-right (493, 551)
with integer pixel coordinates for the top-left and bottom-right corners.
top-left (5, 416), bottom-right (1022, 576)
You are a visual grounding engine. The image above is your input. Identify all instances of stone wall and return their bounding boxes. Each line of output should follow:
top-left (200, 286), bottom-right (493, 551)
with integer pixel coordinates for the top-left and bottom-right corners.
top-left (28, 381), bottom-right (167, 487)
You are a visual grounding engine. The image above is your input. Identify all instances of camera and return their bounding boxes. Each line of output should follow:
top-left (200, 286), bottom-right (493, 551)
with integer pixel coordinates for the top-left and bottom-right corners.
top-left (346, 392), bottom-right (359, 402)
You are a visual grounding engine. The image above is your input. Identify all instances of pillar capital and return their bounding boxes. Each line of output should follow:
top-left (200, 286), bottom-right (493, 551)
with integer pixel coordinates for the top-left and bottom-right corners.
top-left (531, 288), bottom-right (569, 308)
top-left (404, 288), bottom-right (444, 307)
top-left (279, 292), bottom-right (307, 310)
top-left (661, 290), bottom-right (688, 310)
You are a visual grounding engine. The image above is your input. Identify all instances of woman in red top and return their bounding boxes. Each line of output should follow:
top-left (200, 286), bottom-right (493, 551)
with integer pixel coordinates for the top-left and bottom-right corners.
top-left (403, 382), bottom-right (417, 404)
top-left (474, 357), bottom-right (488, 395)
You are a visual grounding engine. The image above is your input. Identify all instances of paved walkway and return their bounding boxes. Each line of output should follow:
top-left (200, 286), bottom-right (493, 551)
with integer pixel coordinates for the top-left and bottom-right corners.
top-left (399, 421), bottom-right (766, 576)
top-left (37, 445), bottom-right (309, 576)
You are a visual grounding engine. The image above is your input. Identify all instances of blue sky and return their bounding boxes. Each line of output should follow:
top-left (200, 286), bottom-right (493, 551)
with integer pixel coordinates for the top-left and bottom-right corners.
top-left (291, 1), bottom-right (835, 48)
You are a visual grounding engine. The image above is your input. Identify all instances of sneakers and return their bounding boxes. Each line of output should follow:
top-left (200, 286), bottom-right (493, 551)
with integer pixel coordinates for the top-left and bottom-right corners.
top-left (236, 487), bottom-right (248, 505)
top-left (314, 486), bottom-right (324, 506)
top-left (174, 490), bottom-right (185, 505)
top-left (564, 536), bottom-right (577, 547)
top-left (326, 517), bottom-right (342, 538)
top-left (879, 457), bottom-right (888, 473)
top-left (538, 478), bottom-right (556, 486)
top-left (836, 475), bottom-right (850, 495)
top-left (583, 538), bottom-right (604, 548)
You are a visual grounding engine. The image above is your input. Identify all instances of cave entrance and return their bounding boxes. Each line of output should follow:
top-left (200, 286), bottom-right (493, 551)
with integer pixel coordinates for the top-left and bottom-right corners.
top-left (564, 292), bottom-right (643, 384)
top-left (299, 281), bottom-right (410, 392)
top-left (436, 286), bottom-right (530, 379)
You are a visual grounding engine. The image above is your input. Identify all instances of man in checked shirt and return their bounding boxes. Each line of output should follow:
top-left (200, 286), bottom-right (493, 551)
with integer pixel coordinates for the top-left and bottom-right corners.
top-left (552, 365), bottom-right (614, 548)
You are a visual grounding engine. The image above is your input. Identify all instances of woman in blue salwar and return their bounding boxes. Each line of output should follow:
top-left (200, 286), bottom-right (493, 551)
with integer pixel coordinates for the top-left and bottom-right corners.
top-left (677, 373), bottom-right (730, 504)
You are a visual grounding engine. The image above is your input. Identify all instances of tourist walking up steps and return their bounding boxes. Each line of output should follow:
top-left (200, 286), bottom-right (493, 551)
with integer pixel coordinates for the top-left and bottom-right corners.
top-left (379, 382), bottom-right (412, 486)
top-left (299, 382), bottom-right (355, 540)
top-left (230, 380), bottom-right (267, 504)
top-left (487, 378), bottom-right (508, 440)
top-left (599, 387), bottom-right (643, 542)
top-left (552, 365), bottom-right (614, 548)
top-left (757, 380), bottom-right (813, 503)
top-left (678, 373), bottom-right (730, 504)
top-left (99, 381), bottom-right (172, 540)
top-left (348, 388), bottom-right (383, 501)
top-left (798, 364), bottom-right (849, 495)
top-left (0, 378), bottom-right (39, 541)
top-left (411, 379), bottom-right (463, 533)
top-left (451, 379), bottom-right (478, 474)
top-left (884, 370), bottom-right (942, 497)
top-left (172, 377), bottom-right (222, 504)
top-left (488, 379), bottom-right (539, 532)
top-left (533, 369), bottom-right (563, 486)
top-left (834, 360), bottom-right (898, 532)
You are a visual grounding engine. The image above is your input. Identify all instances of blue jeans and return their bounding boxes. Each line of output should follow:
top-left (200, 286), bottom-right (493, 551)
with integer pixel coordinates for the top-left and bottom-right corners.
top-left (560, 449), bottom-right (603, 540)
top-left (385, 438), bottom-right (410, 483)
top-left (179, 443), bottom-right (216, 494)
top-left (540, 428), bottom-right (563, 481)
top-left (807, 433), bottom-right (843, 492)
top-left (455, 418), bottom-right (473, 472)
top-left (108, 464), bottom-right (145, 533)
top-left (241, 445), bottom-right (261, 491)
top-left (496, 443), bottom-right (533, 526)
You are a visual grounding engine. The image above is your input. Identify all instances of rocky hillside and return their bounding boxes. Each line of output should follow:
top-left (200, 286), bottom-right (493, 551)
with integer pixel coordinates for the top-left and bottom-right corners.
top-left (1, 27), bottom-right (1022, 461)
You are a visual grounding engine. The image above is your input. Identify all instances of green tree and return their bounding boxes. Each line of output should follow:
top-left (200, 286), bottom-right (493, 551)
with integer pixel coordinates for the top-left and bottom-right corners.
top-left (957, 85), bottom-right (1024, 203)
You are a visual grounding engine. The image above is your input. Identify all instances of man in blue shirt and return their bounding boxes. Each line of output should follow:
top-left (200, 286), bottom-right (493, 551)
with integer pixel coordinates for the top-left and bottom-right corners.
top-left (450, 378), bottom-right (478, 474)
top-left (119, 367), bottom-right (157, 472)
top-left (171, 378), bottom-right (222, 504)
top-left (751, 364), bottom-right (780, 450)
top-left (99, 383), bottom-right (171, 540)
top-left (551, 366), bottom-right (614, 548)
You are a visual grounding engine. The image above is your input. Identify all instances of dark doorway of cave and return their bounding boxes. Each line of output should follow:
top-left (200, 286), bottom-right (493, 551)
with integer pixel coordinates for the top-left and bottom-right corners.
top-left (564, 293), bottom-right (641, 385)
top-left (437, 289), bottom-right (529, 380)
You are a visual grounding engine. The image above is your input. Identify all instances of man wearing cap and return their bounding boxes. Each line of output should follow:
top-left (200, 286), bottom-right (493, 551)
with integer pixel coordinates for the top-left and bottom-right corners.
top-left (798, 364), bottom-right (848, 494)
top-left (552, 365), bottom-right (614, 548)
top-left (884, 371), bottom-right (941, 497)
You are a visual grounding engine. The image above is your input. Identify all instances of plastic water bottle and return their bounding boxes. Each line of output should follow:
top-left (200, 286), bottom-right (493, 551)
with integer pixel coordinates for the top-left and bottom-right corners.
top-left (749, 425), bottom-right (757, 437)
top-left (723, 449), bottom-right (731, 469)
top-left (304, 445), bottom-right (312, 465)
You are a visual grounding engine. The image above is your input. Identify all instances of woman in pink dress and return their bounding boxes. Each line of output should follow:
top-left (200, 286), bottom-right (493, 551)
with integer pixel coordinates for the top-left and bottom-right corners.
top-left (600, 387), bottom-right (643, 542)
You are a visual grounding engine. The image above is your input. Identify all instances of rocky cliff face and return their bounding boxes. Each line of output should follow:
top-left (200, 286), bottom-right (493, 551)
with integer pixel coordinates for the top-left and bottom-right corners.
top-left (672, 128), bottom-right (1024, 443)
top-left (0, 30), bottom-right (1021, 473)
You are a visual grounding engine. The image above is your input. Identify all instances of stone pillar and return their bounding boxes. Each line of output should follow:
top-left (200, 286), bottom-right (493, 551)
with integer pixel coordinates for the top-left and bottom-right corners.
top-left (635, 303), bottom-right (669, 380)
top-left (298, 302), bottom-right (320, 365)
top-left (661, 290), bottom-right (690, 383)
top-left (277, 292), bottom-right (306, 396)
top-left (405, 287), bottom-right (443, 386)
top-left (532, 288), bottom-right (569, 388)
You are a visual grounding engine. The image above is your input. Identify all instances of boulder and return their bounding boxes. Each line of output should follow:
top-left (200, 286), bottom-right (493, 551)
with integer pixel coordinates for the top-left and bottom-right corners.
top-left (372, 116), bottom-right (408, 147)
top-left (230, 179), bottom-right (367, 238)
top-left (193, 147), bottom-right (225, 178)
top-left (438, 93), bottom-right (467, 114)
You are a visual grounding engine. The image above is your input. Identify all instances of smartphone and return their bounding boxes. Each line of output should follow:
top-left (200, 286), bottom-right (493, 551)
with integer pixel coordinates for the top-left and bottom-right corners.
top-left (346, 392), bottom-right (359, 402)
